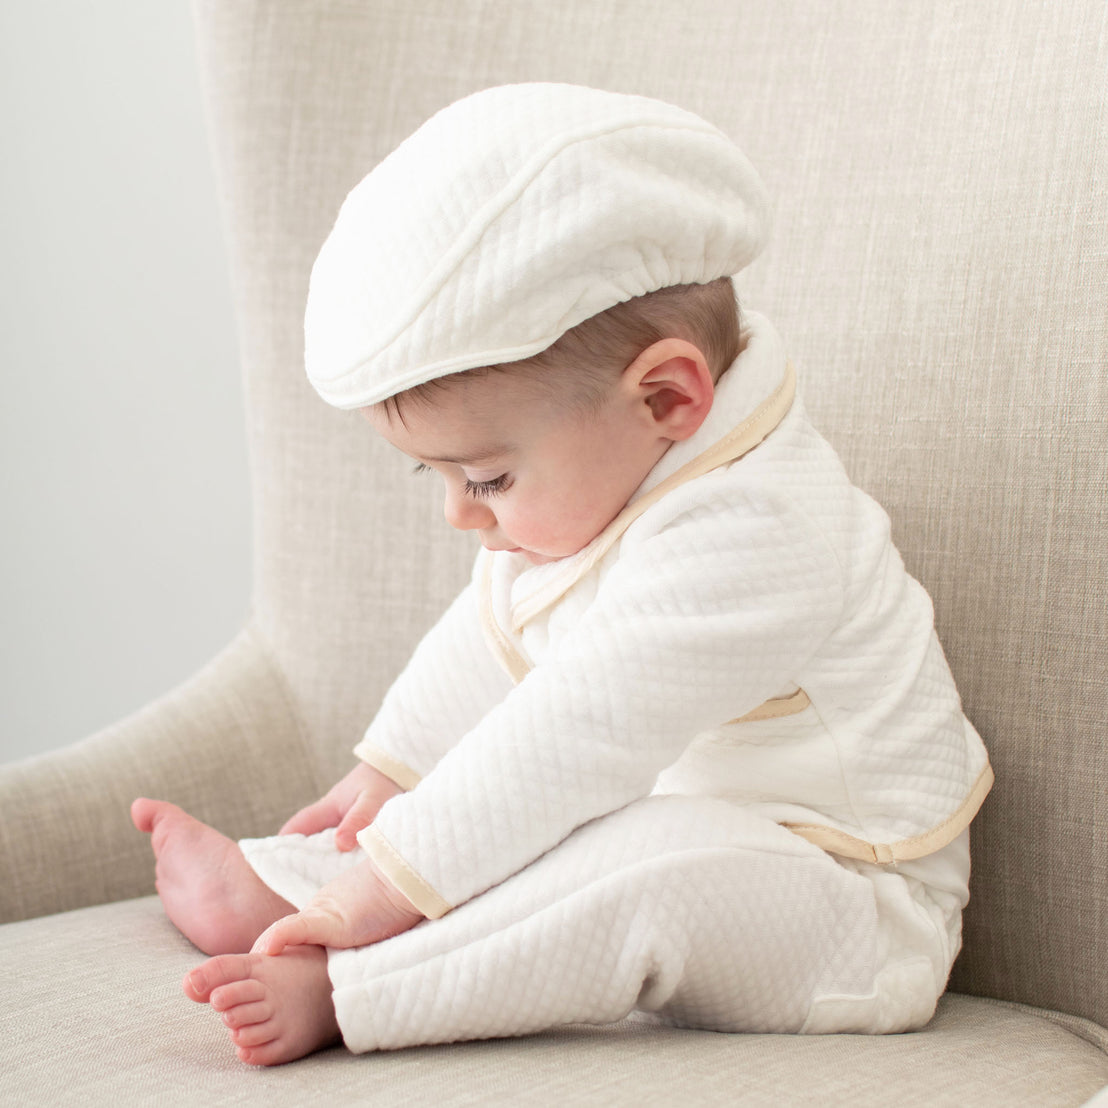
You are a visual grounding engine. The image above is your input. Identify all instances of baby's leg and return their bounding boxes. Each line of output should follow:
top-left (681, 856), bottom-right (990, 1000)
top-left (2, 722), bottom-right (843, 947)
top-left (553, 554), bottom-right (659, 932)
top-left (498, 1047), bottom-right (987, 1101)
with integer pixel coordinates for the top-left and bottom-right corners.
top-left (325, 796), bottom-right (885, 1052)
top-left (183, 947), bottom-right (339, 1066)
top-left (131, 799), bottom-right (293, 955)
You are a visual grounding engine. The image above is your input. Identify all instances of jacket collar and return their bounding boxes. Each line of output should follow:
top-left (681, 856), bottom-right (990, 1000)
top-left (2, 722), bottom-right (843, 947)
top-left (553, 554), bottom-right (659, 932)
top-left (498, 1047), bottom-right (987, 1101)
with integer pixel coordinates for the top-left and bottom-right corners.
top-left (484, 311), bottom-right (795, 633)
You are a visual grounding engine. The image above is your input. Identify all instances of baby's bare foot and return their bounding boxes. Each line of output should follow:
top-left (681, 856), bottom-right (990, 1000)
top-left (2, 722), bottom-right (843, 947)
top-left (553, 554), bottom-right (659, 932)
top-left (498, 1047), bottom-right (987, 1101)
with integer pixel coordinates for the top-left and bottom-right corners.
top-left (183, 948), bottom-right (340, 1065)
top-left (131, 798), bottom-right (293, 955)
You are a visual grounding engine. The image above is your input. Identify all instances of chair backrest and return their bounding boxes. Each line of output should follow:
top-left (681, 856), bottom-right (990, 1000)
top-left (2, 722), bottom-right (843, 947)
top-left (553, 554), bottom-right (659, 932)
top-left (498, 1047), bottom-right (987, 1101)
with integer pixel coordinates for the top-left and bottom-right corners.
top-left (193, 0), bottom-right (1108, 1026)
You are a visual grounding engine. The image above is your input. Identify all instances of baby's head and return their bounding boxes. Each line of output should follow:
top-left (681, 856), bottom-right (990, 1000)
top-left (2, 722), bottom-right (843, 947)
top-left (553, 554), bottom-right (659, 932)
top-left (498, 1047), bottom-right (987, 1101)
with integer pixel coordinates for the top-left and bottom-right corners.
top-left (366, 278), bottom-right (740, 564)
top-left (303, 83), bottom-right (769, 562)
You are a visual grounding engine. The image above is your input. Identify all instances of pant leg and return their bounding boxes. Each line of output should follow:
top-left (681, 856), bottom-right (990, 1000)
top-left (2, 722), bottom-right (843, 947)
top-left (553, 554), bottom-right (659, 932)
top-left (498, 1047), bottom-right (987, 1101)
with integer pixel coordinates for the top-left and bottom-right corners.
top-left (326, 795), bottom-right (890, 1052)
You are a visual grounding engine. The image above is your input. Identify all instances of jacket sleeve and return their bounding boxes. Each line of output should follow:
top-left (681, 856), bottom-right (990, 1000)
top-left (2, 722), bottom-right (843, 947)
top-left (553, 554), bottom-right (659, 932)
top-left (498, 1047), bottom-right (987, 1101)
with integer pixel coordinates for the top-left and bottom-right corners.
top-left (360, 483), bottom-right (845, 917)
top-left (352, 576), bottom-right (514, 790)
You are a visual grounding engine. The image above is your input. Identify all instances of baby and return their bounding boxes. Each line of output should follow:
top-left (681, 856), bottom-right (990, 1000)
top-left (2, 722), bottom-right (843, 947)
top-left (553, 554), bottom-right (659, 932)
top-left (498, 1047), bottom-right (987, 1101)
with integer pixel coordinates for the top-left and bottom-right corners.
top-left (133, 83), bottom-right (992, 1066)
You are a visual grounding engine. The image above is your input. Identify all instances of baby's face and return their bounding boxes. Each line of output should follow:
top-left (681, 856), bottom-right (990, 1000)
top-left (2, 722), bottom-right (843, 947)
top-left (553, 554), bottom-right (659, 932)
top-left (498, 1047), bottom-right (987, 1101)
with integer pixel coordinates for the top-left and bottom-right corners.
top-left (365, 367), bottom-right (668, 565)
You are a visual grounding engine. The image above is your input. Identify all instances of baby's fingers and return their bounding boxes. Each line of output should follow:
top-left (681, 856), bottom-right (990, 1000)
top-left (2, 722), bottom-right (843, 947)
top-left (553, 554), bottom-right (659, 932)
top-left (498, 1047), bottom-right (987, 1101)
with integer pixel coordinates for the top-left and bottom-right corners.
top-left (251, 909), bottom-right (338, 956)
top-left (279, 797), bottom-right (342, 837)
top-left (334, 794), bottom-right (379, 852)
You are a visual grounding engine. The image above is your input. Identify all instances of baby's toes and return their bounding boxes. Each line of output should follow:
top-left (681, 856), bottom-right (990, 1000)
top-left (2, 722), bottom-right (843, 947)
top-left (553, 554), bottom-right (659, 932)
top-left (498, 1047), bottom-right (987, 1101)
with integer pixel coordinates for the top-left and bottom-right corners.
top-left (221, 1000), bottom-right (271, 1029)
top-left (184, 953), bottom-right (261, 1003)
top-left (236, 1039), bottom-right (293, 1068)
top-left (230, 1020), bottom-right (279, 1048)
top-left (209, 977), bottom-right (266, 1013)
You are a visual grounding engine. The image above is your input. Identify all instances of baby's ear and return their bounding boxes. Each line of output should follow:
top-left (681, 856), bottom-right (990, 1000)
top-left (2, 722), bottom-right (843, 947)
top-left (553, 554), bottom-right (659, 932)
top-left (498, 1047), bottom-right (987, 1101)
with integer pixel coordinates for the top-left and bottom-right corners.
top-left (630, 339), bottom-right (715, 442)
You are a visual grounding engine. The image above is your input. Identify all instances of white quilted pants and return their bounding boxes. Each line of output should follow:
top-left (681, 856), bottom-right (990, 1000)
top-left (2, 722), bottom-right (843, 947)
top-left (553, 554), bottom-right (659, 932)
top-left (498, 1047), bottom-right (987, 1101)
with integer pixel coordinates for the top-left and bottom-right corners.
top-left (246, 795), bottom-right (941, 1052)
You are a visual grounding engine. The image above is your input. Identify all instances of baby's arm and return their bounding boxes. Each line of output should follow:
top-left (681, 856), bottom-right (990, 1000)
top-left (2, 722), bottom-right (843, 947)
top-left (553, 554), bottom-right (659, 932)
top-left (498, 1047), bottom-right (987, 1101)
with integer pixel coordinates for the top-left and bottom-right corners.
top-left (257, 491), bottom-right (843, 952)
top-left (279, 761), bottom-right (404, 850)
top-left (354, 580), bottom-right (513, 786)
top-left (279, 579), bottom-right (510, 848)
top-left (364, 487), bottom-right (846, 916)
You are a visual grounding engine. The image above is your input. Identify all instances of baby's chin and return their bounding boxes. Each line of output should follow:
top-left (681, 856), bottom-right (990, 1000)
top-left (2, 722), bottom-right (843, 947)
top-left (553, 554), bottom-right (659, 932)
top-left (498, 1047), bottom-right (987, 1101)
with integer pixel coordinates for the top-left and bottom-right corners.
top-left (512, 544), bottom-right (593, 566)
top-left (487, 544), bottom-right (580, 566)
top-left (519, 549), bottom-right (563, 566)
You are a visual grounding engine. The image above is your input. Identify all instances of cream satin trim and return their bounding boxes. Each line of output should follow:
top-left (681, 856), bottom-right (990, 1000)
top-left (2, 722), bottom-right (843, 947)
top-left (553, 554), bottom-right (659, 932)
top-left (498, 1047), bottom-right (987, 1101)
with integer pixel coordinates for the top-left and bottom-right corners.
top-left (730, 688), bottom-right (810, 724)
top-left (353, 744), bottom-right (422, 791)
top-left (783, 760), bottom-right (995, 864)
top-left (479, 553), bottom-right (533, 683)
top-left (357, 824), bottom-right (453, 919)
top-left (478, 362), bottom-right (803, 713)
top-left (508, 361), bottom-right (798, 634)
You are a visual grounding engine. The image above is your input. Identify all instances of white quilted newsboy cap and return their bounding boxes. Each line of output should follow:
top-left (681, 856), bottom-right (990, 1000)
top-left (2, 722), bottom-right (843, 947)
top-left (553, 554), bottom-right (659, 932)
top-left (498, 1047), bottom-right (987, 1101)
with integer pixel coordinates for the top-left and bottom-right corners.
top-left (305, 82), bottom-right (770, 408)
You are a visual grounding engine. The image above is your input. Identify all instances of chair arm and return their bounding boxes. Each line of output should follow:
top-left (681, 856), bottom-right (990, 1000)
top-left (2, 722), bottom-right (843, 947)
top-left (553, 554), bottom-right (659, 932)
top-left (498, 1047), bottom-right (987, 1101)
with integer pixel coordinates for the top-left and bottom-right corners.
top-left (0, 623), bottom-right (322, 924)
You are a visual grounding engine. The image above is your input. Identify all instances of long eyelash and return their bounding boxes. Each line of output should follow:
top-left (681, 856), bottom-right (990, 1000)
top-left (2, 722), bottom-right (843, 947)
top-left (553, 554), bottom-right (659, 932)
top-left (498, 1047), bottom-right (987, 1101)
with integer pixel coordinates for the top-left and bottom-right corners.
top-left (410, 462), bottom-right (509, 498)
top-left (464, 475), bottom-right (512, 499)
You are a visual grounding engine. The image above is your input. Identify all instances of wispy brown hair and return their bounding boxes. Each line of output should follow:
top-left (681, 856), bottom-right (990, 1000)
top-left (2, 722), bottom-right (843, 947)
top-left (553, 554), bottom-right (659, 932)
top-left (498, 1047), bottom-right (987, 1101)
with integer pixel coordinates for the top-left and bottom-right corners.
top-left (377, 277), bottom-right (740, 419)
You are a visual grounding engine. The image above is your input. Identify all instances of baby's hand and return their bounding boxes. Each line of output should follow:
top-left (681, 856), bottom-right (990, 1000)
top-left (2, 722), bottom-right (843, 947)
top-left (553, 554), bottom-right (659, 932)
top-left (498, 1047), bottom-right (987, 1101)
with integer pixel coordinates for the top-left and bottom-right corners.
top-left (251, 855), bottom-right (424, 953)
top-left (280, 762), bottom-right (404, 849)
top-left (331, 784), bottom-right (396, 851)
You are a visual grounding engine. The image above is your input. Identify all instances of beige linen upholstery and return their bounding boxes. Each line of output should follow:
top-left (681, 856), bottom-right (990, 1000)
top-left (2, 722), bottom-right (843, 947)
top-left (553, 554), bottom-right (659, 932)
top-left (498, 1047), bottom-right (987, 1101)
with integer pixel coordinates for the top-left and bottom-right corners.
top-left (1, 0), bottom-right (1105, 1103)
top-left (0, 628), bottom-right (322, 922)
top-left (2, 898), bottom-right (1107, 1107)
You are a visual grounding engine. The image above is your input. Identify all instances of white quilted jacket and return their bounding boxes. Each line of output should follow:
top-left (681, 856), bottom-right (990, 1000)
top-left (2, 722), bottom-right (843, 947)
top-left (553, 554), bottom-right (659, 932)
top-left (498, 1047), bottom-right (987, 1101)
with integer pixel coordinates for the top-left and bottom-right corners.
top-left (354, 313), bottom-right (993, 919)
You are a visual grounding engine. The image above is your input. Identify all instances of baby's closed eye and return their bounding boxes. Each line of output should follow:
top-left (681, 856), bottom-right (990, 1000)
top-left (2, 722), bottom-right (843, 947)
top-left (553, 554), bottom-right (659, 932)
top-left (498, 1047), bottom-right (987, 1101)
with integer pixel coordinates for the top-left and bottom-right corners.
top-left (464, 475), bottom-right (512, 499)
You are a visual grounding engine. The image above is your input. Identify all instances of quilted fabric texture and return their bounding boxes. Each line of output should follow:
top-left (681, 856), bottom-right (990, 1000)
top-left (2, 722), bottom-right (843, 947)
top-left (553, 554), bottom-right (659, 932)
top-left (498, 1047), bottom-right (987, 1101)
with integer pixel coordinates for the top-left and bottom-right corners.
top-left (243, 795), bottom-right (963, 1051)
top-left (240, 310), bottom-right (986, 1049)
top-left (349, 312), bottom-right (990, 914)
top-left (304, 82), bottom-right (769, 407)
top-left (354, 584), bottom-right (514, 783)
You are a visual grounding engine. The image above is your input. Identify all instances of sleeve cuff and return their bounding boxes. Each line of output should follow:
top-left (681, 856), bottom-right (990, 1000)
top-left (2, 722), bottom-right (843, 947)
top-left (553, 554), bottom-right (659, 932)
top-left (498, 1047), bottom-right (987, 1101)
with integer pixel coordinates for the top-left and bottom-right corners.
top-left (352, 742), bottom-right (423, 792)
top-left (356, 824), bottom-right (453, 920)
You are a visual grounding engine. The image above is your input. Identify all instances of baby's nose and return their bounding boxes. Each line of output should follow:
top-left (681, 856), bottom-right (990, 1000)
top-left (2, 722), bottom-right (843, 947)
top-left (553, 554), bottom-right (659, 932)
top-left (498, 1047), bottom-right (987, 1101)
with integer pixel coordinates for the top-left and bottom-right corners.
top-left (443, 487), bottom-right (495, 532)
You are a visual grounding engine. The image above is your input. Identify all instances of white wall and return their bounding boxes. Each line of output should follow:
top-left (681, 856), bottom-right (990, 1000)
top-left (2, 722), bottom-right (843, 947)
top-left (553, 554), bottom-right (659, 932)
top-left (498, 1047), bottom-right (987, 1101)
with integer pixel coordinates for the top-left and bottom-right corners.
top-left (0, 2), bottom-right (250, 763)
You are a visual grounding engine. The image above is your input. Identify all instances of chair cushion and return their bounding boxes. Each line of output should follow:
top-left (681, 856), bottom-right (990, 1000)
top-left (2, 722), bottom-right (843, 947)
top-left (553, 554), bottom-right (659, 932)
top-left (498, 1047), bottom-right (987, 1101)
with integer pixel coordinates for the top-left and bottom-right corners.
top-left (4, 896), bottom-right (1105, 1105)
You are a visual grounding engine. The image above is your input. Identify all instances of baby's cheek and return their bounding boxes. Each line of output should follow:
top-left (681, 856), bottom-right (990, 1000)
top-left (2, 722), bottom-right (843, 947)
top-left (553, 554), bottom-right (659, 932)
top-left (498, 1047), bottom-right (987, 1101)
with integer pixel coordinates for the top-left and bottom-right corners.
top-left (514, 512), bottom-right (570, 558)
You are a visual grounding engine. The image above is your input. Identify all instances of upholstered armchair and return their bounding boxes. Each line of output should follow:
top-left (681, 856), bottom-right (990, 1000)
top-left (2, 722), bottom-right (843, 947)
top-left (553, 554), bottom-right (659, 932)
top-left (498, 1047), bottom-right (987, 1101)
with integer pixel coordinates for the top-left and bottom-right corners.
top-left (3, 2), bottom-right (1105, 1102)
